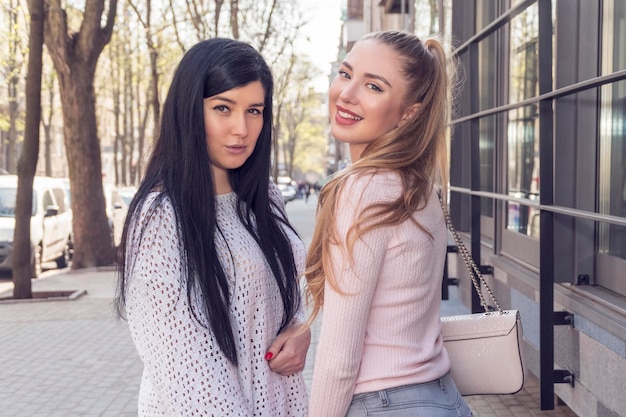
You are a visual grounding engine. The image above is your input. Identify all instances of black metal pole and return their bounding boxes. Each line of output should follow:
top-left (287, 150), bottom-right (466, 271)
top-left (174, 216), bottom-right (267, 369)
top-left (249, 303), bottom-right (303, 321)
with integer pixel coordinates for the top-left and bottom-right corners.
top-left (537, 0), bottom-right (555, 409)
top-left (469, 41), bottom-right (482, 313)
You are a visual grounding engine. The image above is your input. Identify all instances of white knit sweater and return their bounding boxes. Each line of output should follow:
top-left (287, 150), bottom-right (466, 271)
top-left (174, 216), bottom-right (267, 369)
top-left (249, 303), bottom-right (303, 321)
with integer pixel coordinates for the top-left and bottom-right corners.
top-left (125, 186), bottom-right (308, 416)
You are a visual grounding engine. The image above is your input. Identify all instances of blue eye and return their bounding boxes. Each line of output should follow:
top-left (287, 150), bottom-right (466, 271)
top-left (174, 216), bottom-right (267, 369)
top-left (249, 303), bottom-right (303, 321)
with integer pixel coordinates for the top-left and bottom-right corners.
top-left (338, 70), bottom-right (350, 79)
top-left (367, 83), bottom-right (383, 92)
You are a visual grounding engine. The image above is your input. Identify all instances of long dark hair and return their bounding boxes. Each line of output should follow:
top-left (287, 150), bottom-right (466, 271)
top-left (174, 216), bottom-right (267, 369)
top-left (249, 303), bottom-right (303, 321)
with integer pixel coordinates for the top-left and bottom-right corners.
top-left (115, 38), bottom-right (301, 364)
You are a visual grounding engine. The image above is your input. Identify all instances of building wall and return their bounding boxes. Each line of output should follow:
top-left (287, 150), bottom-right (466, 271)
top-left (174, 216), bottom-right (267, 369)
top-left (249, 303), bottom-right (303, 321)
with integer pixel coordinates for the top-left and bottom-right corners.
top-left (337, 0), bottom-right (626, 416)
top-left (448, 1), bottom-right (626, 416)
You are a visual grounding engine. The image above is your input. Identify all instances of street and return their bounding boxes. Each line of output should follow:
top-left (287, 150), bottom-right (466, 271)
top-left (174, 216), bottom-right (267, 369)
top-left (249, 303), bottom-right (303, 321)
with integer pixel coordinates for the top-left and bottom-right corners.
top-left (0, 196), bottom-right (320, 416)
top-left (0, 196), bottom-right (578, 416)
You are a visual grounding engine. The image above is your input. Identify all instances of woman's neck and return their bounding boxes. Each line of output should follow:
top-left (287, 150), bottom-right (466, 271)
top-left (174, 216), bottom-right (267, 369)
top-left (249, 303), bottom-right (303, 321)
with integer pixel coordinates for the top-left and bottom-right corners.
top-left (349, 144), bottom-right (366, 163)
top-left (212, 168), bottom-right (233, 195)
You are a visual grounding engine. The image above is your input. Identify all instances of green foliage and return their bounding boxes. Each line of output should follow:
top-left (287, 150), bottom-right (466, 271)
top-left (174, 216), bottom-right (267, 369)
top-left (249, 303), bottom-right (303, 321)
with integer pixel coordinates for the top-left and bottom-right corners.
top-left (293, 118), bottom-right (327, 178)
top-left (0, 113), bottom-right (10, 131)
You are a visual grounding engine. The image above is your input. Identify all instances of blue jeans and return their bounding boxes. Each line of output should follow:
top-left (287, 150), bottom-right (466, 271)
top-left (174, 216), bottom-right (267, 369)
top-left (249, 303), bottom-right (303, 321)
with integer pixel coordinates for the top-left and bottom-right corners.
top-left (345, 373), bottom-right (474, 417)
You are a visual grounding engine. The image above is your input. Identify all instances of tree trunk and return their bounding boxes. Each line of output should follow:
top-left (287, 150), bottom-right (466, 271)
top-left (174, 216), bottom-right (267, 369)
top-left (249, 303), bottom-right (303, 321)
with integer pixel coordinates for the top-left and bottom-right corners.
top-left (58, 68), bottom-right (116, 268)
top-left (272, 103), bottom-right (282, 181)
top-left (136, 92), bottom-right (149, 183)
top-left (124, 40), bottom-right (133, 185)
top-left (6, 0), bottom-right (20, 174)
top-left (230, 0), bottom-right (239, 39)
top-left (43, 123), bottom-right (52, 176)
top-left (7, 79), bottom-right (18, 174)
top-left (13, 0), bottom-right (45, 299)
top-left (429, 0), bottom-right (438, 34)
top-left (129, 0), bottom-right (159, 183)
top-left (43, 0), bottom-right (118, 269)
top-left (112, 38), bottom-right (121, 185)
top-left (42, 74), bottom-right (55, 177)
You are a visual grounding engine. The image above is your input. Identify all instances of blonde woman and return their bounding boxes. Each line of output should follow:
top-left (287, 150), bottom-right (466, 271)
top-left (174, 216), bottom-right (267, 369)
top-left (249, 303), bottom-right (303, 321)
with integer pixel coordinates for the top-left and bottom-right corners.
top-left (306, 31), bottom-right (473, 417)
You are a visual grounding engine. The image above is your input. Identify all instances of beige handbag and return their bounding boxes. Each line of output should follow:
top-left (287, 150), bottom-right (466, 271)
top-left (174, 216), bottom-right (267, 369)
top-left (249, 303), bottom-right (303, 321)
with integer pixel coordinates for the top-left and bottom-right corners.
top-left (439, 195), bottom-right (525, 396)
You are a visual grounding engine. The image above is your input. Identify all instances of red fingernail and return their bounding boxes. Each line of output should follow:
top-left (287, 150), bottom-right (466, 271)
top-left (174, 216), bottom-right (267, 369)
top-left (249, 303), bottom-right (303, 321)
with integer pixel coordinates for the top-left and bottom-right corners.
top-left (265, 352), bottom-right (273, 360)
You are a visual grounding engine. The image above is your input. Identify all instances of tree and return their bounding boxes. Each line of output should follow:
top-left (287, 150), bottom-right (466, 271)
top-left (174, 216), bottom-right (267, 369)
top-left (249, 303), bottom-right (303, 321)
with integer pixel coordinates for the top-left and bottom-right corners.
top-left (13, 0), bottom-right (44, 299)
top-left (98, 2), bottom-right (152, 187)
top-left (43, 0), bottom-right (118, 269)
top-left (40, 59), bottom-right (57, 177)
top-left (129, 0), bottom-right (160, 156)
top-left (3, 0), bottom-right (27, 174)
top-left (282, 93), bottom-right (305, 179)
top-left (291, 90), bottom-right (327, 181)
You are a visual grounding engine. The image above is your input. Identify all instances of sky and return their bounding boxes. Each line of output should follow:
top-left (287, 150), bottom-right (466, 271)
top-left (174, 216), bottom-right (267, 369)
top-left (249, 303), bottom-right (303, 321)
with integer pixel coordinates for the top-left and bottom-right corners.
top-left (297, 0), bottom-right (343, 92)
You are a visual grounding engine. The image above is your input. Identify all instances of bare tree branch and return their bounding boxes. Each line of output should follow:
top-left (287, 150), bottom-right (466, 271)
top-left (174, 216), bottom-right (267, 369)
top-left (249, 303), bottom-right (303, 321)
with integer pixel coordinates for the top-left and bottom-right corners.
top-left (257, 0), bottom-right (278, 53)
top-left (168, 0), bottom-right (187, 51)
top-left (230, 0), bottom-right (239, 39)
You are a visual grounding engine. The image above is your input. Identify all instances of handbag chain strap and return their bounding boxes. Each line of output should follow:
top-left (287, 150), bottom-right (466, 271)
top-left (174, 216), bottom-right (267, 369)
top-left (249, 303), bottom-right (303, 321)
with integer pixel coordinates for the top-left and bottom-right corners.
top-left (438, 192), bottom-right (502, 313)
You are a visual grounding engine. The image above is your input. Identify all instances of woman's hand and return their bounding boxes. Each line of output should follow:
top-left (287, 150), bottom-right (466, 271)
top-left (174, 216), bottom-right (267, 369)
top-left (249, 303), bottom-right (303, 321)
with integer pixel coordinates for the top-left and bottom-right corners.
top-left (265, 321), bottom-right (311, 376)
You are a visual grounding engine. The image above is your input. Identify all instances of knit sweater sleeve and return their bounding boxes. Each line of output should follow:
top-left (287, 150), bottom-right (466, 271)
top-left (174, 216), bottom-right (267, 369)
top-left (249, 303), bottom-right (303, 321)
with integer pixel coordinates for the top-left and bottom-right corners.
top-left (309, 173), bottom-right (393, 417)
top-left (125, 194), bottom-right (251, 415)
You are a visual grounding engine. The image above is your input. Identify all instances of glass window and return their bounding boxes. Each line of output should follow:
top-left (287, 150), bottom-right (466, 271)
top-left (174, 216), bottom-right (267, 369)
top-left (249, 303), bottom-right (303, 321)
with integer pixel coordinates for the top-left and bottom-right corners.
top-left (506, 105), bottom-right (540, 237)
top-left (479, 116), bottom-right (495, 217)
top-left (599, 0), bottom-right (626, 260)
top-left (43, 190), bottom-right (54, 209)
top-left (52, 188), bottom-right (67, 213)
top-left (0, 188), bottom-right (38, 216)
top-left (509, 7), bottom-right (538, 103)
top-left (0, 188), bottom-right (17, 216)
top-left (476, 0), bottom-right (496, 31)
top-left (477, 2), bottom-right (497, 218)
top-left (506, 4), bottom-right (540, 237)
top-left (601, 0), bottom-right (625, 75)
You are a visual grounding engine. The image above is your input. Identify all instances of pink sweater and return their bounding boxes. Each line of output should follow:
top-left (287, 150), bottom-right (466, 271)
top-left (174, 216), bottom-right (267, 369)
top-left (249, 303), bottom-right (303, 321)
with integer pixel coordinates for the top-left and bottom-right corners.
top-left (309, 171), bottom-right (450, 417)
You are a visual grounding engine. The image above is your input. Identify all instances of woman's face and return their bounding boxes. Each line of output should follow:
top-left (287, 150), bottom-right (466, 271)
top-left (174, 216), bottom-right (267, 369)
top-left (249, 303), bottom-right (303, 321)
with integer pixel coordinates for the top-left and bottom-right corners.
top-left (328, 39), bottom-right (414, 159)
top-left (204, 81), bottom-right (265, 191)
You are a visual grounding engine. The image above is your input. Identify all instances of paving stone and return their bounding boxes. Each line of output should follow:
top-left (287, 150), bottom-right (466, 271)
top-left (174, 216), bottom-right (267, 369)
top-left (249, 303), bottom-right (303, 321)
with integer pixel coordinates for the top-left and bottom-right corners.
top-left (0, 267), bottom-right (582, 416)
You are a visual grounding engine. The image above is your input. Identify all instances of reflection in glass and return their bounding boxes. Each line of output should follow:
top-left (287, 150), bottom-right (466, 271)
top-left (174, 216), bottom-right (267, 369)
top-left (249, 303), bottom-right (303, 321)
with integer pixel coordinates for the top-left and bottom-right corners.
top-left (479, 116), bottom-right (495, 217)
top-left (599, 0), bottom-right (626, 259)
top-left (506, 4), bottom-right (540, 237)
top-left (477, 1), bottom-right (497, 219)
top-left (507, 201), bottom-right (540, 238)
top-left (507, 107), bottom-right (540, 237)
top-left (0, 188), bottom-right (36, 216)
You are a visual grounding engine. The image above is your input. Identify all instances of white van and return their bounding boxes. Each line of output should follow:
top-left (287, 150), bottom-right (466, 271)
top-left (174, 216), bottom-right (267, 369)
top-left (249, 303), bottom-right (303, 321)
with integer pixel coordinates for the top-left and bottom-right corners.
top-left (0, 175), bottom-right (73, 277)
top-left (104, 183), bottom-right (129, 247)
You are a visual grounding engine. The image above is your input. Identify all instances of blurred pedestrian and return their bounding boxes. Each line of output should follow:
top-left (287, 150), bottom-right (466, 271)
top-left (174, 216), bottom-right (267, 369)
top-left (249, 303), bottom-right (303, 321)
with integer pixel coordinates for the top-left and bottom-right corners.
top-left (298, 182), bottom-right (306, 199)
top-left (115, 38), bottom-right (309, 416)
top-left (305, 31), bottom-right (472, 417)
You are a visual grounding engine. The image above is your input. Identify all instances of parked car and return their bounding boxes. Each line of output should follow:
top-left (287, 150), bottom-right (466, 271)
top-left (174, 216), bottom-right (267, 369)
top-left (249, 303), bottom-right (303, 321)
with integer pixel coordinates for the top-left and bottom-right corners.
top-left (278, 183), bottom-right (297, 203)
top-left (61, 178), bottom-right (74, 259)
top-left (0, 175), bottom-right (73, 277)
top-left (104, 184), bottom-right (129, 247)
top-left (116, 186), bottom-right (137, 206)
top-left (276, 176), bottom-right (297, 204)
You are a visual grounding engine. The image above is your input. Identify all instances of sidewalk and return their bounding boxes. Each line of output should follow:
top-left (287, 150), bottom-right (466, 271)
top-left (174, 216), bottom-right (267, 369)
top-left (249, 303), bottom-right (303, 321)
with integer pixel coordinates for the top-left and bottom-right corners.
top-left (0, 268), bottom-right (579, 416)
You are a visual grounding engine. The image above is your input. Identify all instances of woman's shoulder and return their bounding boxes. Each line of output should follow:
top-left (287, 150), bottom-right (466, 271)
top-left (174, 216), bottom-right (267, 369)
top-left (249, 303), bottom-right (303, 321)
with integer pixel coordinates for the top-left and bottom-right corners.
top-left (132, 191), bottom-right (176, 227)
top-left (140, 191), bottom-right (172, 210)
top-left (268, 180), bottom-right (282, 199)
top-left (341, 169), bottom-right (402, 200)
top-left (344, 168), bottom-right (400, 185)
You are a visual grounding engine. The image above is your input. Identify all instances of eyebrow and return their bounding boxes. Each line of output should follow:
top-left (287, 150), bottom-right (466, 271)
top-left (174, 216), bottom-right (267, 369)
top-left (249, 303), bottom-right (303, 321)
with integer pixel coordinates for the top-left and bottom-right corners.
top-left (341, 61), bottom-right (392, 88)
top-left (209, 95), bottom-right (264, 107)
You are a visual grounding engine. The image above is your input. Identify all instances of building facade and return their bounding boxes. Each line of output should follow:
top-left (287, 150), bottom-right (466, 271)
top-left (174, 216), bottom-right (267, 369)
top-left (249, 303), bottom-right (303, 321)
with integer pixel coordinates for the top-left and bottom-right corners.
top-left (337, 1), bottom-right (626, 416)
